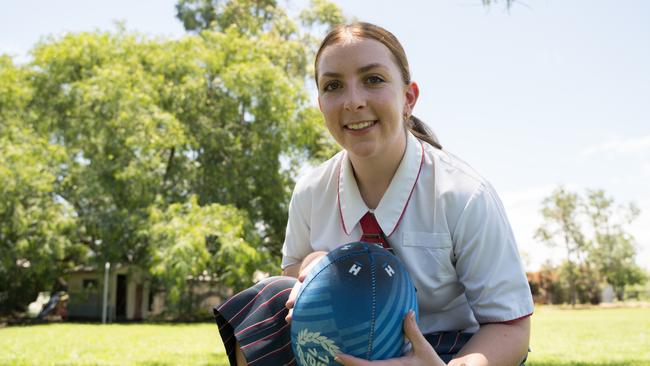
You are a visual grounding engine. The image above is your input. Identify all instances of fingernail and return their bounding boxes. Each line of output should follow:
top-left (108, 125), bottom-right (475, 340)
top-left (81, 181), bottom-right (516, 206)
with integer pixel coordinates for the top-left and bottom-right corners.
top-left (408, 310), bottom-right (415, 319)
top-left (334, 356), bottom-right (343, 364)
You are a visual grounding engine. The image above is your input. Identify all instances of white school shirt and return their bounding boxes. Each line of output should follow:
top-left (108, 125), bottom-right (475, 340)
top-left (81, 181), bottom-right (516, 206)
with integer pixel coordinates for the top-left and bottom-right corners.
top-left (281, 131), bottom-right (534, 334)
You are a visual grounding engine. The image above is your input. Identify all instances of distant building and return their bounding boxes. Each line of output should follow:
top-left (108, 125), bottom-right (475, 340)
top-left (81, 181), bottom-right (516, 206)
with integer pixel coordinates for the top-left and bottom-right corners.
top-left (600, 284), bottom-right (615, 303)
top-left (65, 264), bottom-right (150, 321)
top-left (65, 265), bottom-right (232, 321)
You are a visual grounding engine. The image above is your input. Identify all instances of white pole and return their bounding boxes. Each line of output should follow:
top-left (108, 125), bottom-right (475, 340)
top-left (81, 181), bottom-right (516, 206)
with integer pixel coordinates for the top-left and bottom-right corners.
top-left (102, 262), bottom-right (110, 324)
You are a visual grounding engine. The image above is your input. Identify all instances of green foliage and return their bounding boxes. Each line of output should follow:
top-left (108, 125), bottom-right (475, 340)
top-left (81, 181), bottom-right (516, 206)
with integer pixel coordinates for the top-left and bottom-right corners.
top-left (299, 0), bottom-right (347, 29)
top-left (28, 31), bottom-right (191, 268)
top-left (1, 0), bottom-right (344, 314)
top-left (584, 190), bottom-right (645, 300)
top-left (535, 187), bottom-right (589, 305)
top-left (25, 14), bottom-right (331, 260)
top-left (535, 187), bottom-right (645, 305)
top-left (624, 273), bottom-right (650, 300)
top-left (177, 0), bottom-right (346, 35)
top-left (176, 0), bottom-right (279, 35)
top-left (0, 58), bottom-right (85, 312)
top-left (482, 0), bottom-right (516, 8)
top-left (146, 195), bottom-right (273, 313)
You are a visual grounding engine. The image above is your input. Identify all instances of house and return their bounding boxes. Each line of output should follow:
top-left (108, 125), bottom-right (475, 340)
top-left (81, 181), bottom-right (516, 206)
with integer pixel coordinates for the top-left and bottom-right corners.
top-left (65, 264), bottom-right (151, 321)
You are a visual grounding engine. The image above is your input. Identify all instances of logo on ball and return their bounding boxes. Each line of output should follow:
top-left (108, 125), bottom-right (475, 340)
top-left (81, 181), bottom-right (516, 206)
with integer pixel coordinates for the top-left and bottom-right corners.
top-left (295, 329), bottom-right (341, 366)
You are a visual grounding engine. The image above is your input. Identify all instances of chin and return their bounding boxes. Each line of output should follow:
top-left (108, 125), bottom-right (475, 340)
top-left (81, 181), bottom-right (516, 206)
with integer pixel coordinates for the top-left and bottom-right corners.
top-left (345, 143), bottom-right (379, 160)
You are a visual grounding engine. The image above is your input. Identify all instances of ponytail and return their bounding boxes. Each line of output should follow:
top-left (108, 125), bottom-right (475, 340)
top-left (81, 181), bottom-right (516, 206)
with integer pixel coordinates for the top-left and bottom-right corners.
top-left (407, 115), bottom-right (442, 150)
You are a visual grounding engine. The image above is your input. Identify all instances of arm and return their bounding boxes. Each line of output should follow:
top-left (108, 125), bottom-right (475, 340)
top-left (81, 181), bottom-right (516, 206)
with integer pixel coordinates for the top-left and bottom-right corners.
top-left (282, 251), bottom-right (328, 278)
top-left (449, 317), bottom-right (530, 366)
top-left (282, 262), bottom-right (301, 278)
top-left (334, 315), bottom-right (529, 366)
top-left (451, 183), bottom-right (534, 364)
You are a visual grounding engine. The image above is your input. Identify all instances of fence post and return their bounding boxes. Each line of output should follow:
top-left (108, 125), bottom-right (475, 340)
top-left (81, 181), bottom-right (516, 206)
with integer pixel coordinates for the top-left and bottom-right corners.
top-left (102, 262), bottom-right (110, 324)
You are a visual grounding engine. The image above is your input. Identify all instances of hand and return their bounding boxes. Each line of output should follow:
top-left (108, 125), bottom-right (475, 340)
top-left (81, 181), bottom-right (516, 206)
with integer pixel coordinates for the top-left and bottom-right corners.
top-left (285, 251), bottom-right (328, 323)
top-left (334, 311), bottom-right (446, 366)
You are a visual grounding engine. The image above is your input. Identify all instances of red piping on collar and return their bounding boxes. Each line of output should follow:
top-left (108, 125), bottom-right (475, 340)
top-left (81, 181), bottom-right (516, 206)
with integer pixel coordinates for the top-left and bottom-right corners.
top-left (337, 154), bottom-right (349, 235)
top-left (337, 140), bottom-right (425, 237)
top-left (386, 140), bottom-right (425, 237)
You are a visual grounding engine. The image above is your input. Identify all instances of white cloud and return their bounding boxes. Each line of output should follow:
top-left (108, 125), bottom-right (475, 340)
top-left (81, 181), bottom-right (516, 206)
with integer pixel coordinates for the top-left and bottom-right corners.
top-left (581, 135), bottom-right (650, 157)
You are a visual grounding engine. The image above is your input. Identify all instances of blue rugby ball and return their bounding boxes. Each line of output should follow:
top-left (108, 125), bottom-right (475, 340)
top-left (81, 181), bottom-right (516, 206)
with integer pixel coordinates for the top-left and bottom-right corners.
top-left (290, 242), bottom-right (418, 365)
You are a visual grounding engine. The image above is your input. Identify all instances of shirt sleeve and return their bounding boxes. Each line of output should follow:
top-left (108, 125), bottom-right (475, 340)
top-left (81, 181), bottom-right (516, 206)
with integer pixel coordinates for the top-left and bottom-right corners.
top-left (452, 182), bottom-right (534, 324)
top-left (281, 184), bottom-right (313, 270)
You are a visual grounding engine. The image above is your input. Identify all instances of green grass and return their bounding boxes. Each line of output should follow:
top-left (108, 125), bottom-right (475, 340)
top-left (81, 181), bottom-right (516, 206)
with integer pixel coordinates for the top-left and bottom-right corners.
top-left (527, 306), bottom-right (650, 366)
top-left (0, 306), bottom-right (648, 365)
top-left (0, 323), bottom-right (228, 366)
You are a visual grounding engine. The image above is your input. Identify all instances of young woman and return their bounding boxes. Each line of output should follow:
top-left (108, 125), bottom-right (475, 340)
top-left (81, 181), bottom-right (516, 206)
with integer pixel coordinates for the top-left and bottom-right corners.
top-left (215, 22), bottom-right (534, 366)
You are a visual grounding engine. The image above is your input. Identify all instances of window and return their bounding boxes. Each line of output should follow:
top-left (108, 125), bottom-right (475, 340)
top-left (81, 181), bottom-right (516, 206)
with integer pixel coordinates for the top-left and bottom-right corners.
top-left (83, 279), bottom-right (98, 291)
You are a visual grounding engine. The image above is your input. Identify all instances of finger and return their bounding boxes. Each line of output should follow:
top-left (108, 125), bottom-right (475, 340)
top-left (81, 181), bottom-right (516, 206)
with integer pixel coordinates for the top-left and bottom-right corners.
top-left (285, 307), bottom-right (293, 323)
top-left (402, 310), bottom-right (429, 353)
top-left (335, 353), bottom-right (403, 366)
top-left (334, 354), bottom-right (373, 366)
top-left (285, 280), bottom-right (302, 309)
top-left (298, 252), bottom-right (327, 281)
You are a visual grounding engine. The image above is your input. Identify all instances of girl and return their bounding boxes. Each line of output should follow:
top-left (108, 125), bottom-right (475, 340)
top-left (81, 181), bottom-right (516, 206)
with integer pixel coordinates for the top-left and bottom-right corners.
top-left (215, 22), bottom-right (534, 366)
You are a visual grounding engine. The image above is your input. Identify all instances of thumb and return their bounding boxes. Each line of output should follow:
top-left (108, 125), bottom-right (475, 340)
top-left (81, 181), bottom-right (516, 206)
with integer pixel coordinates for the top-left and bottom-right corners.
top-left (402, 310), bottom-right (428, 353)
top-left (335, 354), bottom-right (396, 366)
top-left (334, 354), bottom-right (372, 366)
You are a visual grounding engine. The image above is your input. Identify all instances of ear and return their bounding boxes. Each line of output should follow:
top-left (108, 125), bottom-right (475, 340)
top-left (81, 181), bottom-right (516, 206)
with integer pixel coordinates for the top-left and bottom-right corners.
top-left (404, 81), bottom-right (419, 116)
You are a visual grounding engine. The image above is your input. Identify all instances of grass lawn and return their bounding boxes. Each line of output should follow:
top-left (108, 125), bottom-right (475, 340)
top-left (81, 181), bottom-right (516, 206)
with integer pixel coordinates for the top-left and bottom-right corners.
top-left (0, 323), bottom-right (228, 366)
top-left (527, 306), bottom-right (650, 366)
top-left (0, 306), bottom-right (648, 365)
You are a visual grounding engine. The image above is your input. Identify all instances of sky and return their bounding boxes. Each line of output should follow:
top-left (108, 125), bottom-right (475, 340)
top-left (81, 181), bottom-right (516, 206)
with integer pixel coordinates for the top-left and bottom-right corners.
top-left (1, 0), bottom-right (649, 271)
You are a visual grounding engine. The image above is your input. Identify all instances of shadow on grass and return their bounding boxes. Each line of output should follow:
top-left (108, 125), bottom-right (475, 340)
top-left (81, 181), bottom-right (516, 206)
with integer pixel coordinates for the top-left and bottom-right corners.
top-left (528, 361), bottom-right (649, 366)
top-left (135, 354), bottom-right (229, 366)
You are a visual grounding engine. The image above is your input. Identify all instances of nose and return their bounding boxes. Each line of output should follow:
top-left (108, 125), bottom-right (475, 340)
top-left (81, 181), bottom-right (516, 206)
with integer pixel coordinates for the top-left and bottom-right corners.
top-left (343, 85), bottom-right (366, 111)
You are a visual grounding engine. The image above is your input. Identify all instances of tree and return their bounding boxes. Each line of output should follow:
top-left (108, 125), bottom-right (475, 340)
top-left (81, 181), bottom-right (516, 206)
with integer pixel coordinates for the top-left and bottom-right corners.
top-left (0, 1), bottom-right (344, 313)
top-left (171, 0), bottom-right (343, 256)
top-left (535, 187), bottom-right (588, 306)
top-left (536, 186), bottom-right (645, 305)
top-left (28, 31), bottom-right (192, 269)
top-left (482, 0), bottom-right (517, 9)
top-left (584, 189), bottom-right (646, 300)
top-left (0, 0), bottom-right (347, 314)
top-left (146, 195), bottom-right (272, 315)
top-left (176, 0), bottom-right (346, 36)
top-left (0, 56), bottom-right (85, 312)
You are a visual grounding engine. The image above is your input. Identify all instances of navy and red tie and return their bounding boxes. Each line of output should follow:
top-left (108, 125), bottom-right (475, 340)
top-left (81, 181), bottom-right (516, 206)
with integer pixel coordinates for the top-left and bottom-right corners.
top-left (359, 211), bottom-right (391, 250)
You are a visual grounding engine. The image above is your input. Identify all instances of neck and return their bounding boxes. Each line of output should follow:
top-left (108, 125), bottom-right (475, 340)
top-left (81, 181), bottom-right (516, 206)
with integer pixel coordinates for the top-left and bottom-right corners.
top-left (349, 133), bottom-right (407, 210)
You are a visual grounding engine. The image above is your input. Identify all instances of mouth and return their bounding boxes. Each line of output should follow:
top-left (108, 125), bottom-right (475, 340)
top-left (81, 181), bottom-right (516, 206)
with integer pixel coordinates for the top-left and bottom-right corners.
top-left (344, 120), bottom-right (377, 131)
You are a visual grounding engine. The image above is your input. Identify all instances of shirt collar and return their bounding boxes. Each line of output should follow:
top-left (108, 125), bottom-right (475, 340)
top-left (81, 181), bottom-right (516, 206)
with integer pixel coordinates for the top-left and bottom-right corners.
top-left (338, 131), bottom-right (425, 236)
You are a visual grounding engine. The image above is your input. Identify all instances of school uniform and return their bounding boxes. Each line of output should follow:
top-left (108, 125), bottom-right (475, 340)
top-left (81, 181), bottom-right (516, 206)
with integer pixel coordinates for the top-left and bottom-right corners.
top-left (215, 131), bottom-right (534, 365)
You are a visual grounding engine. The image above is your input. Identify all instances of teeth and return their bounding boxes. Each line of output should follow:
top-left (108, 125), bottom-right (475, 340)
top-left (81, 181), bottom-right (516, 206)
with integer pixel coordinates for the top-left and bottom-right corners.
top-left (347, 121), bottom-right (374, 130)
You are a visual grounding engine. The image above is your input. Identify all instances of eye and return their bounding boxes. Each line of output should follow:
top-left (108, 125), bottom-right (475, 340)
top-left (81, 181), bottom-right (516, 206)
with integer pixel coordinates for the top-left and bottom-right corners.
top-left (366, 75), bottom-right (385, 85)
top-left (322, 80), bottom-right (342, 92)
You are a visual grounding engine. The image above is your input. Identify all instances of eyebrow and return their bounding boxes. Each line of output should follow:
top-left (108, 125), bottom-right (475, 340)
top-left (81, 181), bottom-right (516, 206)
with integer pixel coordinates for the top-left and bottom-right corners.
top-left (320, 63), bottom-right (386, 79)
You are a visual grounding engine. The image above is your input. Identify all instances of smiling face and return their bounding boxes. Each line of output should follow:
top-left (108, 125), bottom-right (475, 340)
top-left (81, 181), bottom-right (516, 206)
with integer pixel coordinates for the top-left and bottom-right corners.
top-left (316, 38), bottom-right (418, 162)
